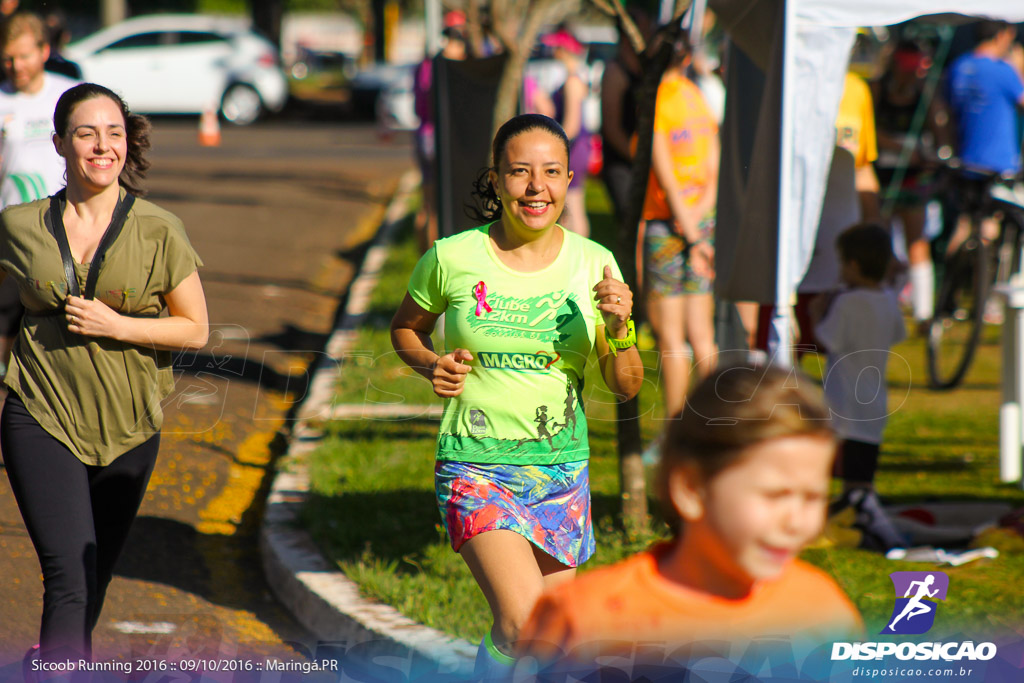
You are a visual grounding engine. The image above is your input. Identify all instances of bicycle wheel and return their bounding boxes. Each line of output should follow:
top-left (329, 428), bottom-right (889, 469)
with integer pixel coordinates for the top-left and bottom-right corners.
top-left (927, 237), bottom-right (989, 389)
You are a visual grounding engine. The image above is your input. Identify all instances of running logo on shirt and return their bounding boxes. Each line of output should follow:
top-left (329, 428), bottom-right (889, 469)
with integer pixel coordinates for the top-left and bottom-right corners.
top-left (465, 290), bottom-right (582, 342)
top-left (7, 172), bottom-right (48, 203)
top-left (881, 571), bottom-right (949, 635)
top-left (23, 118), bottom-right (53, 139)
top-left (469, 409), bottom-right (487, 436)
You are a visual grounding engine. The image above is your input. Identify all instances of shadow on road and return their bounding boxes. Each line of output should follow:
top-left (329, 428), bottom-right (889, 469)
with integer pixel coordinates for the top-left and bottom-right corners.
top-left (148, 170), bottom-right (389, 206)
top-left (115, 429), bottom-right (295, 636)
top-left (116, 517), bottom-right (210, 594)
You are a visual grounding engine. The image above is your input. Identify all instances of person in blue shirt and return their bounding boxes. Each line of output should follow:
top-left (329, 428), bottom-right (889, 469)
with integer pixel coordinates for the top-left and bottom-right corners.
top-left (948, 21), bottom-right (1024, 175)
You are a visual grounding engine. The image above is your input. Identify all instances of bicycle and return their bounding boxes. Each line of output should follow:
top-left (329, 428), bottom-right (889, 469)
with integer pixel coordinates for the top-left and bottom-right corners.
top-left (926, 163), bottom-right (1024, 390)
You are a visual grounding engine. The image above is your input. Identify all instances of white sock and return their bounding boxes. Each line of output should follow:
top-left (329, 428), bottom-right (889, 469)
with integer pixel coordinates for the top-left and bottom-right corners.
top-left (909, 262), bottom-right (934, 321)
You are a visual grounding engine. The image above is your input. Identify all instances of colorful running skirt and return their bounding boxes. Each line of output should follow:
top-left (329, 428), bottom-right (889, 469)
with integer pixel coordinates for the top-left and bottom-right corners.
top-left (643, 215), bottom-right (716, 297)
top-left (435, 460), bottom-right (595, 567)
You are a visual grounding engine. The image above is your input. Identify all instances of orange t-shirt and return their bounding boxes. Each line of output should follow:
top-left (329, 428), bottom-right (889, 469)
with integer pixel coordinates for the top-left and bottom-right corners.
top-left (641, 72), bottom-right (718, 221)
top-left (520, 543), bottom-right (864, 664)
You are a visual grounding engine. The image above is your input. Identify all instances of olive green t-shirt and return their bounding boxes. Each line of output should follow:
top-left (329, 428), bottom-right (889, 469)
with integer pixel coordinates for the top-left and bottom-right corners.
top-left (0, 192), bottom-right (203, 466)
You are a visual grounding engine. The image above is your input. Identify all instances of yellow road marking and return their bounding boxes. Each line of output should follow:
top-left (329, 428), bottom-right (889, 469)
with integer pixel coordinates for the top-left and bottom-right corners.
top-left (193, 395), bottom-right (292, 644)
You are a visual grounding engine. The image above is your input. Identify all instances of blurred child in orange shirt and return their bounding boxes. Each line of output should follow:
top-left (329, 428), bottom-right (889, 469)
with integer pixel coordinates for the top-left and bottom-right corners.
top-left (519, 364), bottom-right (864, 672)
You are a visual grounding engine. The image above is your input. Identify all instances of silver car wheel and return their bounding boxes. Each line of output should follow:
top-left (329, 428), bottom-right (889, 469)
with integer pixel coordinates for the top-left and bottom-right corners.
top-left (221, 83), bottom-right (263, 126)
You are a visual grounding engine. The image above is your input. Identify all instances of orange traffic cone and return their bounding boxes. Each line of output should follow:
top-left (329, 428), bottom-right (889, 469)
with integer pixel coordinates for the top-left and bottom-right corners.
top-left (198, 106), bottom-right (221, 147)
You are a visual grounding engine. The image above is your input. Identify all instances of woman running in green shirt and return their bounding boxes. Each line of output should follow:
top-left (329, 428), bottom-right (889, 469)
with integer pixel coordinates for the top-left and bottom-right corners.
top-left (391, 113), bottom-right (643, 677)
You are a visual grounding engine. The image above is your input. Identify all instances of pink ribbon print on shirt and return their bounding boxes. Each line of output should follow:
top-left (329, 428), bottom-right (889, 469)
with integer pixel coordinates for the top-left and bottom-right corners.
top-left (473, 281), bottom-right (493, 316)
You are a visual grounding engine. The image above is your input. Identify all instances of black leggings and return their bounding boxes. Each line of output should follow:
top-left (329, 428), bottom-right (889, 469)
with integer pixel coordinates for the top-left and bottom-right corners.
top-left (1, 393), bottom-right (159, 662)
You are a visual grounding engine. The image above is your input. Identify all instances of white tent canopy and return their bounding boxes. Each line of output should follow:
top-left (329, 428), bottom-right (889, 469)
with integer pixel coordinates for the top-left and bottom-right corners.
top-left (709, 0), bottom-right (1024, 360)
top-left (798, 1), bottom-right (1024, 29)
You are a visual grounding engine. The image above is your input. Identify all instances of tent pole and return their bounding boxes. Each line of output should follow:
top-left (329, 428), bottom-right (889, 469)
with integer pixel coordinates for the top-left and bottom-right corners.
top-left (771, 0), bottom-right (798, 367)
top-left (425, 0), bottom-right (442, 56)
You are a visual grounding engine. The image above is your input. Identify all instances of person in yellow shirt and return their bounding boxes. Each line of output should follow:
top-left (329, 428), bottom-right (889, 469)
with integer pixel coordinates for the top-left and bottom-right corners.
top-left (756, 70), bottom-right (881, 353)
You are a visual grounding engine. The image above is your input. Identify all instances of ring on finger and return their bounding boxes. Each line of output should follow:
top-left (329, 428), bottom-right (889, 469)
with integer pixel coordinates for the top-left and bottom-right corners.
top-left (616, 295), bottom-right (622, 304)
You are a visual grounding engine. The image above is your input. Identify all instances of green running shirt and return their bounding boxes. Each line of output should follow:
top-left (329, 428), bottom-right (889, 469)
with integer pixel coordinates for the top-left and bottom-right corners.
top-left (408, 223), bottom-right (622, 465)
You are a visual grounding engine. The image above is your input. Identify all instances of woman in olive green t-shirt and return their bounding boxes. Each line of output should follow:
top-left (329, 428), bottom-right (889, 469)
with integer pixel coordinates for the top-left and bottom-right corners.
top-left (0, 83), bottom-right (208, 667)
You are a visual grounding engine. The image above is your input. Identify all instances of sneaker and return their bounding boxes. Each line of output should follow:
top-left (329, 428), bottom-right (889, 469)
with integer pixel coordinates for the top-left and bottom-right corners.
top-left (841, 488), bottom-right (908, 552)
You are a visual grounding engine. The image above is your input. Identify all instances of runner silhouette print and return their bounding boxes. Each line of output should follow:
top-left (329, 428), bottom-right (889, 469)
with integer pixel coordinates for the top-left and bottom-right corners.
top-left (883, 571), bottom-right (949, 635)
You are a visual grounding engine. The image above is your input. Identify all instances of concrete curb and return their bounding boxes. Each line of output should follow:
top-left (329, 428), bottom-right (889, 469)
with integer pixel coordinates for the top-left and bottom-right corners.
top-left (259, 170), bottom-right (476, 673)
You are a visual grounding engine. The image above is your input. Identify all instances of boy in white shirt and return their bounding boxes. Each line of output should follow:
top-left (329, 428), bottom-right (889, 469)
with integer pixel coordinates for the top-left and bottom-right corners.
top-left (811, 223), bottom-right (906, 493)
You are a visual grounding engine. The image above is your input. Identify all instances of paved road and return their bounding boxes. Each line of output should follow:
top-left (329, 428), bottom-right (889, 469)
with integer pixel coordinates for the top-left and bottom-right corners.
top-left (0, 119), bottom-right (413, 677)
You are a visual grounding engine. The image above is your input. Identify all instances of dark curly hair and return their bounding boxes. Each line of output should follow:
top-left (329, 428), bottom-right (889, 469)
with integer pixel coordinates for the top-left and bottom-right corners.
top-left (54, 83), bottom-right (152, 197)
top-left (468, 113), bottom-right (570, 223)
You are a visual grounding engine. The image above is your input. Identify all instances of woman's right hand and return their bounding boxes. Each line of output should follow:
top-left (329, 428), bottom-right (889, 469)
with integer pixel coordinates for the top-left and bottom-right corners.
top-left (689, 240), bottom-right (715, 279)
top-left (431, 348), bottom-right (473, 398)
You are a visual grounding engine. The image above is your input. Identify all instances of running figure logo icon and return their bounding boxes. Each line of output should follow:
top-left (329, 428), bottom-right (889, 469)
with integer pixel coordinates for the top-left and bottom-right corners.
top-left (469, 409), bottom-right (487, 436)
top-left (882, 571), bottom-right (949, 635)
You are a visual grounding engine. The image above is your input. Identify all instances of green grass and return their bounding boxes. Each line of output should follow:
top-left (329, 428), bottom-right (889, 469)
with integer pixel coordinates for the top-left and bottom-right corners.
top-left (301, 180), bottom-right (1024, 643)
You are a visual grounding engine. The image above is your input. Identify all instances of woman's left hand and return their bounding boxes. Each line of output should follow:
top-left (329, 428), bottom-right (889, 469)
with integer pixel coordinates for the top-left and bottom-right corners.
top-left (593, 265), bottom-right (633, 337)
top-left (65, 296), bottom-right (123, 339)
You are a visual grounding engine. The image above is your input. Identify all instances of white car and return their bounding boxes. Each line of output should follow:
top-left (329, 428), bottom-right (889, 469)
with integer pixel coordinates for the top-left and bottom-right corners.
top-left (64, 14), bottom-right (289, 125)
top-left (376, 64), bottom-right (418, 132)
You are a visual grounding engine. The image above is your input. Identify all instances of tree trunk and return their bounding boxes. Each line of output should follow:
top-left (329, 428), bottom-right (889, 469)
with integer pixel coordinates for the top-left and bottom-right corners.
top-left (616, 399), bottom-right (646, 536)
top-left (612, 22), bottom-right (683, 536)
top-left (101, 0), bottom-right (127, 26)
top-left (251, 0), bottom-right (284, 50)
top-left (491, 47), bottom-right (529, 138)
top-left (370, 0), bottom-right (387, 63)
top-left (487, 0), bottom-right (580, 139)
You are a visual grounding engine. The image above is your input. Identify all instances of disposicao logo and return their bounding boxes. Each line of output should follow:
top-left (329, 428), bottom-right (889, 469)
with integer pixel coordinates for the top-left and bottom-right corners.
top-left (882, 571), bottom-right (949, 635)
top-left (831, 570), bottom-right (997, 663)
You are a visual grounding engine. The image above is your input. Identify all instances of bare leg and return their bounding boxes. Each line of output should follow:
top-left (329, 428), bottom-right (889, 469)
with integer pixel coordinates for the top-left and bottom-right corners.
top-left (560, 188), bottom-right (590, 238)
top-left (533, 543), bottom-right (576, 592)
top-left (901, 207), bottom-right (934, 325)
top-left (945, 215), bottom-right (973, 256)
top-left (646, 293), bottom-right (689, 417)
top-left (902, 208), bottom-right (929, 266)
top-left (734, 301), bottom-right (760, 351)
top-left (460, 530), bottom-right (573, 654)
top-left (684, 293), bottom-right (717, 378)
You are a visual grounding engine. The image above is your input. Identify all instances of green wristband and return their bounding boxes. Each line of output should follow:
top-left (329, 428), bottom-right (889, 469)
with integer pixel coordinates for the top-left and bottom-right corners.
top-left (605, 319), bottom-right (636, 356)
